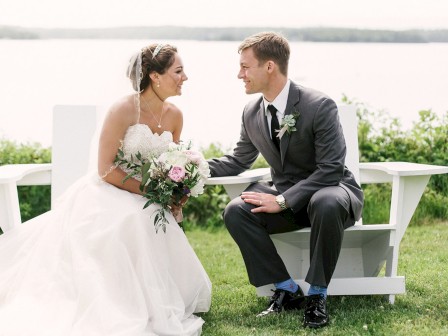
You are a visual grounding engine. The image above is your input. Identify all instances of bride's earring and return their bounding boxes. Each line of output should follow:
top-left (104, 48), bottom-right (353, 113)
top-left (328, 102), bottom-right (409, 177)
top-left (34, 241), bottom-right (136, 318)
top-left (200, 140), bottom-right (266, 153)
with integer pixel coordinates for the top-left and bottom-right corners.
top-left (157, 81), bottom-right (160, 88)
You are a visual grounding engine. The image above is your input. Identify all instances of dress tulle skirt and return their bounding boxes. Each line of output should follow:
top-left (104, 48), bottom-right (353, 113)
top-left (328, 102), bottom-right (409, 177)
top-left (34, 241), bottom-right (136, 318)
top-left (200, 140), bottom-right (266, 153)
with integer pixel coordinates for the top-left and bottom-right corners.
top-left (0, 172), bottom-right (211, 336)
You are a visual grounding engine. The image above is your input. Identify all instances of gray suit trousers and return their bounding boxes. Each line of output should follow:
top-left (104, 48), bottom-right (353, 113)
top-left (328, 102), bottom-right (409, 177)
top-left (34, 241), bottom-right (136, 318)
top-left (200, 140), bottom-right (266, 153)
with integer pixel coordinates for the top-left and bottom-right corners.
top-left (223, 182), bottom-right (354, 287)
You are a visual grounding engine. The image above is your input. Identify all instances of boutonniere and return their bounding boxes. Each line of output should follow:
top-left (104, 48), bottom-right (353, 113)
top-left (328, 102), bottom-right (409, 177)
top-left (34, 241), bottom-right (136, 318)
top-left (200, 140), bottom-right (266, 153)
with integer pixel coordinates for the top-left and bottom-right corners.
top-left (276, 110), bottom-right (300, 139)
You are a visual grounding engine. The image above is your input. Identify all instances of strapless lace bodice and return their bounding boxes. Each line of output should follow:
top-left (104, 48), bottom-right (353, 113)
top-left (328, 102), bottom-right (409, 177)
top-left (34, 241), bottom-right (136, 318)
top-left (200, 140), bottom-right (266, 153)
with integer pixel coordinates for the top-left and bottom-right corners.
top-left (120, 124), bottom-right (173, 177)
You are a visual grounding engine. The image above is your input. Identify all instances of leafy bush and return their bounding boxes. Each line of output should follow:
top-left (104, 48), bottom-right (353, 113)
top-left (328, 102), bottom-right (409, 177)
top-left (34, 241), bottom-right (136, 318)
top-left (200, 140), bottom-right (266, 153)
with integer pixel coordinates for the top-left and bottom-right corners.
top-left (2, 98), bottom-right (447, 230)
top-left (0, 139), bottom-right (52, 226)
top-left (343, 96), bottom-right (448, 224)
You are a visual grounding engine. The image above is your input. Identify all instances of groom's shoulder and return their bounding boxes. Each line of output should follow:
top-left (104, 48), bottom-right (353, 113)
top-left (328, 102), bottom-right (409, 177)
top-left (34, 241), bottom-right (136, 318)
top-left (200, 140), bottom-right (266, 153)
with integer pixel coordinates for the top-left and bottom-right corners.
top-left (243, 95), bottom-right (263, 113)
top-left (293, 82), bottom-right (332, 103)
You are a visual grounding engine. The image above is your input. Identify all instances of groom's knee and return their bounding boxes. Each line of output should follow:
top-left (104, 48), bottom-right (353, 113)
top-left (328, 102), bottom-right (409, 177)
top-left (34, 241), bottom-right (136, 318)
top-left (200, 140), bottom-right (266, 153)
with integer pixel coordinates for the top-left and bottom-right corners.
top-left (308, 187), bottom-right (349, 217)
top-left (223, 197), bottom-right (252, 233)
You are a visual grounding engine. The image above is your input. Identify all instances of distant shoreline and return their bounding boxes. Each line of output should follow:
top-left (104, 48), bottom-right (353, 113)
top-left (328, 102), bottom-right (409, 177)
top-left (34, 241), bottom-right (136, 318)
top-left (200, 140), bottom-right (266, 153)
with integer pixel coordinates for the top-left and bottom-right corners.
top-left (2, 25), bottom-right (448, 43)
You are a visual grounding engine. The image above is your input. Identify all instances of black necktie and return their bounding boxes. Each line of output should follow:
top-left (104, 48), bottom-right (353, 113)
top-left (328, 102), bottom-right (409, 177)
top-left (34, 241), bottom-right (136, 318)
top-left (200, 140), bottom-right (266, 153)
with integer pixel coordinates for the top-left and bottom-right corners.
top-left (268, 104), bottom-right (280, 150)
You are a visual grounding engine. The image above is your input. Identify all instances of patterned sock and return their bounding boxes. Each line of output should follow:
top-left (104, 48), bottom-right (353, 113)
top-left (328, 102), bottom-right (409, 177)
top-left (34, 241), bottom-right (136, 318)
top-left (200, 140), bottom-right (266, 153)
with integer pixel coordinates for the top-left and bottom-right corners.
top-left (274, 278), bottom-right (299, 293)
top-left (308, 285), bottom-right (327, 298)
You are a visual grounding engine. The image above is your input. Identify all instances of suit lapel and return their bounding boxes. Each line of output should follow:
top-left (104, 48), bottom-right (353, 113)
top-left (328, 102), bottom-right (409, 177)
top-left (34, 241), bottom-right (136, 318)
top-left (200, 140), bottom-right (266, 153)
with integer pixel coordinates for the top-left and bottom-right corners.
top-left (280, 84), bottom-right (301, 167)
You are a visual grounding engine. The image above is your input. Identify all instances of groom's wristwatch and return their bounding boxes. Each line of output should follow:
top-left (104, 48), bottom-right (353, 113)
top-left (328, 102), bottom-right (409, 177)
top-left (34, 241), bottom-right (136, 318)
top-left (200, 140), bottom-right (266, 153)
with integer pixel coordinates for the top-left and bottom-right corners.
top-left (275, 195), bottom-right (288, 210)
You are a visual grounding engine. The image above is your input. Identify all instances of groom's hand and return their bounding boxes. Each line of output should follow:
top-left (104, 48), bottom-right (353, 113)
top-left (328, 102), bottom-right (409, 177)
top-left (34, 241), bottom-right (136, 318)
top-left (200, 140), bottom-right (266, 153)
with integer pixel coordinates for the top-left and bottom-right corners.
top-left (241, 191), bottom-right (282, 213)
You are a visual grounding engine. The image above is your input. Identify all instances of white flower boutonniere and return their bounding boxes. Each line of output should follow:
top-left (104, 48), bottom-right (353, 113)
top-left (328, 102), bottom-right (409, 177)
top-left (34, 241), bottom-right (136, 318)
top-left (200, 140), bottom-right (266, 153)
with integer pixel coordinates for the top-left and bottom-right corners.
top-left (276, 111), bottom-right (300, 139)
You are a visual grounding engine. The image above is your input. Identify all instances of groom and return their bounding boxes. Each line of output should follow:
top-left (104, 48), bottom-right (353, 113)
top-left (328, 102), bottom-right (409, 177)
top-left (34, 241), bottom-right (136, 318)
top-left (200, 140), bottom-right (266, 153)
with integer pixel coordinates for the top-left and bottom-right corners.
top-left (208, 32), bottom-right (363, 329)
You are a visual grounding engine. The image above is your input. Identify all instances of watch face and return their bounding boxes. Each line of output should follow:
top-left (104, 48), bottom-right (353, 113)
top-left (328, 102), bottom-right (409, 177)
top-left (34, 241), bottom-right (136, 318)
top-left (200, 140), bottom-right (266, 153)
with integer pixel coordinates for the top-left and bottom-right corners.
top-left (276, 195), bottom-right (287, 209)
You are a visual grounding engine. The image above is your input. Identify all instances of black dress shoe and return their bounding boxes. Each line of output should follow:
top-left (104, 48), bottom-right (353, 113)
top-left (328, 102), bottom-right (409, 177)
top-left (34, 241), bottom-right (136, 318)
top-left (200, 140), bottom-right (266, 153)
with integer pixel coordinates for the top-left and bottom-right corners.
top-left (257, 286), bottom-right (305, 317)
top-left (303, 294), bottom-right (329, 328)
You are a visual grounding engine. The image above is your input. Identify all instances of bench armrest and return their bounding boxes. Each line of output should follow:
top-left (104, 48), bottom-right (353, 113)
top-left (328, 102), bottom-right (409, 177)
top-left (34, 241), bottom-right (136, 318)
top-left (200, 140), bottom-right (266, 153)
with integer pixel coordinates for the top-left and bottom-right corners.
top-left (359, 161), bottom-right (448, 183)
top-left (0, 163), bottom-right (53, 232)
top-left (206, 168), bottom-right (271, 199)
top-left (0, 163), bottom-right (53, 186)
top-left (359, 161), bottom-right (448, 240)
top-left (206, 167), bottom-right (271, 185)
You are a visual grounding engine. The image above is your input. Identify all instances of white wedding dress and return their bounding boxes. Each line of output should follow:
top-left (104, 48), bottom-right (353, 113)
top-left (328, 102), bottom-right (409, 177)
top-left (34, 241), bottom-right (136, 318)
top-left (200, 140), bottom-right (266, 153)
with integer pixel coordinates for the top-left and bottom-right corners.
top-left (0, 124), bottom-right (212, 336)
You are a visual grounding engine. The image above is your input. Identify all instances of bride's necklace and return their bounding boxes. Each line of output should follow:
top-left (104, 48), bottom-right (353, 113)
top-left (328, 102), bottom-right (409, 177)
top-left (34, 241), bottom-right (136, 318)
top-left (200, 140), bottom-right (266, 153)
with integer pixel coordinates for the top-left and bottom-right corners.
top-left (141, 96), bottom-right (164, 128)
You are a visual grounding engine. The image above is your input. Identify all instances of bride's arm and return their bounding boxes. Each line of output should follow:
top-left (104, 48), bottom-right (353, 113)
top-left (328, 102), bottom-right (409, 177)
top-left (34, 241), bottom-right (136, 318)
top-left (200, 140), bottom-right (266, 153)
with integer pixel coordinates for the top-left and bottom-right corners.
top-left (166, 103), bottom-right (183, 143)
top-left (97, 99), bottom-right (142, 195)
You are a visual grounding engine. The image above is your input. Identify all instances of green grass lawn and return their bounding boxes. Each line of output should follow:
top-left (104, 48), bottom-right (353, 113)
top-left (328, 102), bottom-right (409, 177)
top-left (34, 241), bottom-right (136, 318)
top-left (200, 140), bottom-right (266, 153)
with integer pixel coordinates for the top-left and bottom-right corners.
top-left (187, 221), bottom-right (448, 336)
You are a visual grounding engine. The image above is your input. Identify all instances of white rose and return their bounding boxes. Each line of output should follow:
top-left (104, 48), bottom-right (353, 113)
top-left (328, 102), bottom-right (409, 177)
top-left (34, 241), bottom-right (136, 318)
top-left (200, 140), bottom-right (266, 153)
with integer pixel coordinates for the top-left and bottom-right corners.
top-left (158, 150), bottom-right (188, 168)
top-left (190, 180), bottom-right (205, 197)
top-left (197, 161), bottom-right (210, 178)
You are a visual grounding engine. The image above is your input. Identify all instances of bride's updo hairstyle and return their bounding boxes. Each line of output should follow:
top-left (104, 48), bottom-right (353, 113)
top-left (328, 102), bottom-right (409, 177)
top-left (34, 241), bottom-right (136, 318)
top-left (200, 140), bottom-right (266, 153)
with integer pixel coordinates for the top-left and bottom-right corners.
top-left (128, 43), bottom-right (178, 92)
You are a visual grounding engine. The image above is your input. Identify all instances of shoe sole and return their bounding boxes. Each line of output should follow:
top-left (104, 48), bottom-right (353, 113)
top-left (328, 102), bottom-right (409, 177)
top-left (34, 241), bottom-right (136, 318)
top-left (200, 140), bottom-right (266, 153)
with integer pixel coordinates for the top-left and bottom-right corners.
top-left (303, 318), bottom-right (330, 328)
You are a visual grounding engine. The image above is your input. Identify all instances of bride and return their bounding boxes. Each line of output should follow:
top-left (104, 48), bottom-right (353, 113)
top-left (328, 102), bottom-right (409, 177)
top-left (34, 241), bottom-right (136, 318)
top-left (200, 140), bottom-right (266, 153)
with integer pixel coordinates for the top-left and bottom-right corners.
top-left (0, 43), bottom-right (211, 335)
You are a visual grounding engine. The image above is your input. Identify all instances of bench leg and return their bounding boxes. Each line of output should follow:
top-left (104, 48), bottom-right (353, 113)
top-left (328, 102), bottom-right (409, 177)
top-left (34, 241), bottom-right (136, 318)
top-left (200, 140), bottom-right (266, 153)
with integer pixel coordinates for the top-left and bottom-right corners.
top-left (386, 294), bottom-right (396, 304)
top-left (0, 182), bottom-right (21, 232)
top-left (383, 238), bottom-right (400, 304)
top-left (391, 175), bottom-right (430, 242)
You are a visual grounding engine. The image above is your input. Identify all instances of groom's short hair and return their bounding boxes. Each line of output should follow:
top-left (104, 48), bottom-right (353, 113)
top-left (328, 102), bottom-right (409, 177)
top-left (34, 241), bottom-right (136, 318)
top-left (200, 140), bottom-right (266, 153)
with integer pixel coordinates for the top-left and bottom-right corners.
top-left (238, 32), bottom-right (290, 76)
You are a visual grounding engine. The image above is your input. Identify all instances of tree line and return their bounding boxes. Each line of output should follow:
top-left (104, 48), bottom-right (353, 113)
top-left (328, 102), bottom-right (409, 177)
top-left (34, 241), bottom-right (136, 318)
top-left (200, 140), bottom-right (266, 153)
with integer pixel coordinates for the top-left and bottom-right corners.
top-left (2, 25), bottom-right (448, 43)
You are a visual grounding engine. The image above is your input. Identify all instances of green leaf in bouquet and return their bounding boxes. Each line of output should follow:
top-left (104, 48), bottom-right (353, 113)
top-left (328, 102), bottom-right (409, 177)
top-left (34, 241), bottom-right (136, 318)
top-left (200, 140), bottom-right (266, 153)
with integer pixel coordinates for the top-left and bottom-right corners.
top-left (135, 152), bottom-right (142, 161)
top-left (141, 161), bottom-right (152, 174)
top-left (122, 171), bottom-right (139, 183)
top-left (152, 208), bottom-right (168, 233)
top-left (114, 148), bottom-right (125, 163)
top-left (140, 163), bottom-right (152, 189)
top-left (143, 199), bottom-right (153, 209)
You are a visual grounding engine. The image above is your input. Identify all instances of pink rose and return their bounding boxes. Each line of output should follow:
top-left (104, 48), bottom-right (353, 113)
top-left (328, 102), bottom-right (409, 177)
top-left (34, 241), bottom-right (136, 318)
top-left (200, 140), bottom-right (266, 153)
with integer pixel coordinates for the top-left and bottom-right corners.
top-left (168, 166), bottom-right (186, 182)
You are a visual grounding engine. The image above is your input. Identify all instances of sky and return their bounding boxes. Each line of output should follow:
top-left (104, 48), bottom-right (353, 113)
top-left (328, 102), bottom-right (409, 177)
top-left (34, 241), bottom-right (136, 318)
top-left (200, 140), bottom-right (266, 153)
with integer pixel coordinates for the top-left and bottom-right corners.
top-left (1, 0), bottom-right (448, 30)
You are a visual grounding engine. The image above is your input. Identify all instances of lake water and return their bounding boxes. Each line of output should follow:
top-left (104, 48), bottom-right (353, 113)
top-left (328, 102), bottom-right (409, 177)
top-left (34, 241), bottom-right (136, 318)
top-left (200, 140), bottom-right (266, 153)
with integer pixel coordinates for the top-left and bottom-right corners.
top-left (1, 39), bottom-right (447, 149)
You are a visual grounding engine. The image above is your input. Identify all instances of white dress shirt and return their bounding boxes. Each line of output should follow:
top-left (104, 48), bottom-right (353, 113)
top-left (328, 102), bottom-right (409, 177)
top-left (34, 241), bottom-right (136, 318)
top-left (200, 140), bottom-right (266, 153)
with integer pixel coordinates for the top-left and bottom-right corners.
top-left (263, 80), bottom-right (291, 139)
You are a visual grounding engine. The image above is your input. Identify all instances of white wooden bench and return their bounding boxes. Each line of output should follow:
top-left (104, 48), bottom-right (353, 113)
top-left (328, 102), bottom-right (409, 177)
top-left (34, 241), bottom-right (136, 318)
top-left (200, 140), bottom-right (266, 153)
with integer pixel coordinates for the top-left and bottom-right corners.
top-left (0, 105), bottom-right (97, 231)
top-left (0, 104), bottom-right (447, 304)
top-left (205, 104), bottom-right (448, 303)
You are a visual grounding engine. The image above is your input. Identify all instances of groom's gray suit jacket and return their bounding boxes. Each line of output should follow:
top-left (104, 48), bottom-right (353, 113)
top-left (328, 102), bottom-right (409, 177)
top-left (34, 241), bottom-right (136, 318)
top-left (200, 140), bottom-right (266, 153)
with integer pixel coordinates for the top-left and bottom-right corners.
top-left (209, 81), bottom-right (363, 221)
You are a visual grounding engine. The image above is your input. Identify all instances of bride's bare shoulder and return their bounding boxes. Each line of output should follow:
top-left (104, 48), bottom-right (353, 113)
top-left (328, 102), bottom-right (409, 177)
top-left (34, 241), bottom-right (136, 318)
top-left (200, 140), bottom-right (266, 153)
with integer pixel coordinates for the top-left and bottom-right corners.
top-left (107, 95), bottom-right (138, 123)
top-left (164, 101), bottom-right (183, 119)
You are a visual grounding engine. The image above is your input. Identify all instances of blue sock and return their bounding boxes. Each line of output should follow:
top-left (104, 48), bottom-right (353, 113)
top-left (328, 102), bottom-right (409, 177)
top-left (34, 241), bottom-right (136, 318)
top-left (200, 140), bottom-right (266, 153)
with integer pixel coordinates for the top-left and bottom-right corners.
top-left (308, 285), bottom-right (327, 298)
top-left (274, 278), bottom-right (299, 293)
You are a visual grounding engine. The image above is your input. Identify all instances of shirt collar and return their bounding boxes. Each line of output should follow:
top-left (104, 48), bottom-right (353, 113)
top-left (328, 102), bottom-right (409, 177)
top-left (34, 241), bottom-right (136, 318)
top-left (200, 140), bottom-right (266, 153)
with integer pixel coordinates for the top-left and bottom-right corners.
top-left (263, 79), bottom-right (291, 117)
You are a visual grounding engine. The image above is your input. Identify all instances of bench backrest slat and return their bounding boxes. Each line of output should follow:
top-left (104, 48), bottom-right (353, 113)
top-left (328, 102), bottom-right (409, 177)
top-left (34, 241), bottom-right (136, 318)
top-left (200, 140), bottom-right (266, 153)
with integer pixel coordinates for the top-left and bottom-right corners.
top-left (337, 104), bottom-right (360, 184)
top-left (51, 105), bottom-right (97, 206)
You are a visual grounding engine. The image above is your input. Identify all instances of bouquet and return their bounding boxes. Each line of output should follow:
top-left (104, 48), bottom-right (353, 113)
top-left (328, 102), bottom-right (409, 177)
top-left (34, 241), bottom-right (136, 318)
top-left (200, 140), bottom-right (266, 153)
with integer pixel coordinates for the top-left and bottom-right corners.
top-left (115, 142), bottom-right (210, 233)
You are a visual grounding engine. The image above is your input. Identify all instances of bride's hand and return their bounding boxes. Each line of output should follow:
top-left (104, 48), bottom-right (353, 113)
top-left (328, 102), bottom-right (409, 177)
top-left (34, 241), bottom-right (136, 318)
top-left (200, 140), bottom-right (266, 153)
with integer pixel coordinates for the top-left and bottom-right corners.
top-left (178, 195), bottom-right (189, 207)
top-left (170, 195), bottom-right (189, 223)
top-left (171, 206), bottom-right (183, 223)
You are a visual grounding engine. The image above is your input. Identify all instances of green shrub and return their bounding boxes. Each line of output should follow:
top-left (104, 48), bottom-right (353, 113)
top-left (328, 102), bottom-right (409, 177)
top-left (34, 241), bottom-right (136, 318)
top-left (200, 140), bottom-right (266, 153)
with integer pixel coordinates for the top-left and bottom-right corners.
top-left (2, 98), bottom-right (447, 230)
top-left (343, 96), bottom-right (448, 224)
